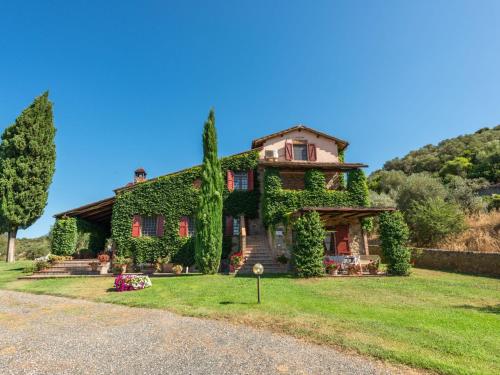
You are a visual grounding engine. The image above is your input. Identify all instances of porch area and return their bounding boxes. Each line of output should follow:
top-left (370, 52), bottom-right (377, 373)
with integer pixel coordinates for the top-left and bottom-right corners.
top-left (293, 207), bottom-right (396, 276)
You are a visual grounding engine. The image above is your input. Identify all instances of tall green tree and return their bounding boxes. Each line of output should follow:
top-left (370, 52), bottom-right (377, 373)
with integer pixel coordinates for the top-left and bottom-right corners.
top-left (194, 109), bottom-right (224, 274)
top-left (0, 92), bottom-right (56, 262)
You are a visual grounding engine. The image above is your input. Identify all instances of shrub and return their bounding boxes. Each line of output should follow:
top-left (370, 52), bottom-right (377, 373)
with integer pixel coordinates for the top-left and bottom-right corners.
top-left (407, 197), bottom-right (466, 246)
top-left (292, 211), bottom-right (325, 277)
top-left (23, 262), bottom-right (36, 273)
top-left (396, 173), bottom-right (447, 213)
top-left (379, 211), bottom-right (411, 276)
top-left (485, 194), bottom-right (500, 211)
top-left (50, 217), bottom-right (77, 255)
top-left (35, 260), bottom-right (50, 271)
top-left (368, 170), bottom-right (407, 196)
top-left (445, 175), bottom-right (487, 214)
top-left (369, 191), bottom-right (396, 208)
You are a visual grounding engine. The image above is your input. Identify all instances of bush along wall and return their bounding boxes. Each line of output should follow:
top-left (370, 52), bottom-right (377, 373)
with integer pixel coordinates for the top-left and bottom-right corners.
top-left (292, 211), bottom-right (325, 277)
top-left (262, 167), bottom-right (369, 228)
top-left (51, 217), bottom-right (107, 257)
top-left (378, 211), bottom-right (411, 275)
top-left (111, 150), bottom-right (260, 265)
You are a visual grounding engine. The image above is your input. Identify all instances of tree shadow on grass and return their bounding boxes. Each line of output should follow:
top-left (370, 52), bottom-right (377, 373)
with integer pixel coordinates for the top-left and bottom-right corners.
top-left (219, 301), bottom-right (252, 305)
top-left (234, 273), bottom-right (294, 279)
top-left (455, 304), bottom-right (500, 314)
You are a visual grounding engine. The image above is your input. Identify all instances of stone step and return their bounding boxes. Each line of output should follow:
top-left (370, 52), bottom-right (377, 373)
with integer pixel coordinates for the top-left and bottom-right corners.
top-left (34, 270), bottom-right (99, 275)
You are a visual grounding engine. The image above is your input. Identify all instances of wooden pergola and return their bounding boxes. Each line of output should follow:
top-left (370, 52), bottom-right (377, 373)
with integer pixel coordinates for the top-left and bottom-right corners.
top-left (53, 196), bottom-right (115, 230)
top-left (292, 207), bottom-right (396, 224)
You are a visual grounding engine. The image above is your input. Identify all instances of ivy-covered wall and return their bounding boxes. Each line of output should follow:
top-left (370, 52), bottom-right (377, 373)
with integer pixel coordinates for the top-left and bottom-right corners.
top-left (111, 150), bottom-right (260, 264)
top-left (262, 167), bottom-right (369, 227)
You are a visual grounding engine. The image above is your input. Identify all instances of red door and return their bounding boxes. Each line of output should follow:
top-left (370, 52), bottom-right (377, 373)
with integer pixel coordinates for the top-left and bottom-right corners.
top-left (335, 225), bottom-right (350, 255)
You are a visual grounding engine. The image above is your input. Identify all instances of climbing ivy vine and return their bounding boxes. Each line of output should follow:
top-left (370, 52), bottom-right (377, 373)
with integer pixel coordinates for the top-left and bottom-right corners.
top-left (262, 167), bottom-right (369, 228)
top-left (111, 150), bottom-right (260, 265)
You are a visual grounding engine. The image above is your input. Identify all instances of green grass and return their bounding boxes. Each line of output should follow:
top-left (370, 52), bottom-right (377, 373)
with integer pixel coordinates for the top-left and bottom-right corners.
top-left (2, 262), bottom-right (499, 375)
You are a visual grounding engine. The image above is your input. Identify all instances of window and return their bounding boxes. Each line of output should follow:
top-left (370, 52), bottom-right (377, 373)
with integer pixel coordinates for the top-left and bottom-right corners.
top-left (142, 216), bottom-right (158, 237)
top-left (233, 217), bottom-right (240, 236)
top-left (234, 172), bottom-right (248, 191)
top-left (187, 217), bottom-right (196, 237)
top-left (293, 143), bottom-right (308, 161)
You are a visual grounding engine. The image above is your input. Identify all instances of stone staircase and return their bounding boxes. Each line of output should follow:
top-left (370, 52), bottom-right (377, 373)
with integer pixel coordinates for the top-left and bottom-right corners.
top-left (239, 235), bottom-right (288, 274)
top-left (33, 259), bottom-right (101, 276)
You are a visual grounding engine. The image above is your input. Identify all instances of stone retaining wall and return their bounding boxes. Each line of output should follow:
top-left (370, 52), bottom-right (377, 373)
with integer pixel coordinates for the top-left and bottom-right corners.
top-left (411, 248), bottom-right (500, 277)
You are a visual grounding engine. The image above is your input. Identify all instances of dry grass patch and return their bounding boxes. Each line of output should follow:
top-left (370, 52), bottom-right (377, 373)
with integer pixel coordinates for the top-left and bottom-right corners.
top-left (438, 211), bottom-right (500, 252)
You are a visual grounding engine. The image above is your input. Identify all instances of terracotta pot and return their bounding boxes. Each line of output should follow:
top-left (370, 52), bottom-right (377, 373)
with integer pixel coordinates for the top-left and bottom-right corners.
top-left (99, 262), bottom-right (110, 275)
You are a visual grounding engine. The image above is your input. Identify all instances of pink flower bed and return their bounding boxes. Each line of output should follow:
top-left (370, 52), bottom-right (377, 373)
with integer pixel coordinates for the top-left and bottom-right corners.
top-left (114, 274), bottom-right (152, 292)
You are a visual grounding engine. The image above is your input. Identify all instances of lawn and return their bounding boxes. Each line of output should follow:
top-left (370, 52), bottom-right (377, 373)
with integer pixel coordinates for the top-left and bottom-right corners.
top-left (1, 262), bottom-right (499, 375)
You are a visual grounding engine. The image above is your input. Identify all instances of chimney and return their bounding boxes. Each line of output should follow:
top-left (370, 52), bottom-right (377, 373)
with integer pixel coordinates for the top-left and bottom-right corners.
top-left (134, 168), bottom-right (147, 183)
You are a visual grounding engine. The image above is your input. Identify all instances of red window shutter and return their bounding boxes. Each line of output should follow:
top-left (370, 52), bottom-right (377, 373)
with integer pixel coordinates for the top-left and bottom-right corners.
top-left (179, 216), bottom-right (188, 238)
top-left (285, 141), bottom-right (293, 161)
top-left (225, 216), bottom-right (233, 236)
top-left (335, 225), bottom-right (350, 255)
top-left (132, 215), bottom-right (141, 237)
top-left (156, 215), bottom-right (165, 237)
top-left (227, 170), bottom-right (234, 191)
top-left (247, 170), bottom-right (254, 191)
top-left (308, 144), bottom-right (317, 161)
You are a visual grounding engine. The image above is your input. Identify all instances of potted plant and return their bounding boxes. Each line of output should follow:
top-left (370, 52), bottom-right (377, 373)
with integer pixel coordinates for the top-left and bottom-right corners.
top-left (323, 259), bottom-right (339, 275)
top-left (113, 256), bottom-right (130, 274)
top-left (229, 252), bottom-right (243, 273)
top-left (97, 253), bottom-right (111, 274)
top-left (155, 256), bottom-right (171, 273)
top-left (172, 264), bottom-right (183, 275)
top-left (366, 260), bottom-right (379, 275)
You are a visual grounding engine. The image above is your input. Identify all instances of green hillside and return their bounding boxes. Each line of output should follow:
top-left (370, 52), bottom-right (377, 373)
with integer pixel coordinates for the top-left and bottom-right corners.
top-left (382, 125), bottom-right (499, 182)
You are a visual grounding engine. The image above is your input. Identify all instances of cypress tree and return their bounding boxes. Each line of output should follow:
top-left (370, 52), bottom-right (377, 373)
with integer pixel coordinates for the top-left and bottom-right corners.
top-left (0, 92), bottom-right (56, 262)
top-left (194, 109), bottom-right (224, 274)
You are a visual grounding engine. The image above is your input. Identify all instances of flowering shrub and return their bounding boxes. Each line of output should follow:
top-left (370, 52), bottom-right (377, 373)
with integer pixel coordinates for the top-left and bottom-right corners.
top-left (323, 259), bottom-right (339, 273)
top-left (114, 274), bottom-right (152, 292)
top-left (97, 253), bottom-right (110, 263)
top-left (229, 252), bottom-right (243, 272)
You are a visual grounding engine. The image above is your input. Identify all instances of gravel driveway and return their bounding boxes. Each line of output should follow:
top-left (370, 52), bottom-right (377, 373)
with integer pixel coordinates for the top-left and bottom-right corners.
top-left (0, 290), bottom-right (407, 375)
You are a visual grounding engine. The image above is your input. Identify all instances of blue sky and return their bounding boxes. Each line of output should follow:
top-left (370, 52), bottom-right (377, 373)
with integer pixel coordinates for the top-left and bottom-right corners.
top-left (1, 0), bottom-right (499, 238)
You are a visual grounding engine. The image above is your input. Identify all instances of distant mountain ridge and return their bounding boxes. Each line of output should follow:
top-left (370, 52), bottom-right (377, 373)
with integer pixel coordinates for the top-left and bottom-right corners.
top-left (382, 125), bottom-right (499, 182)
